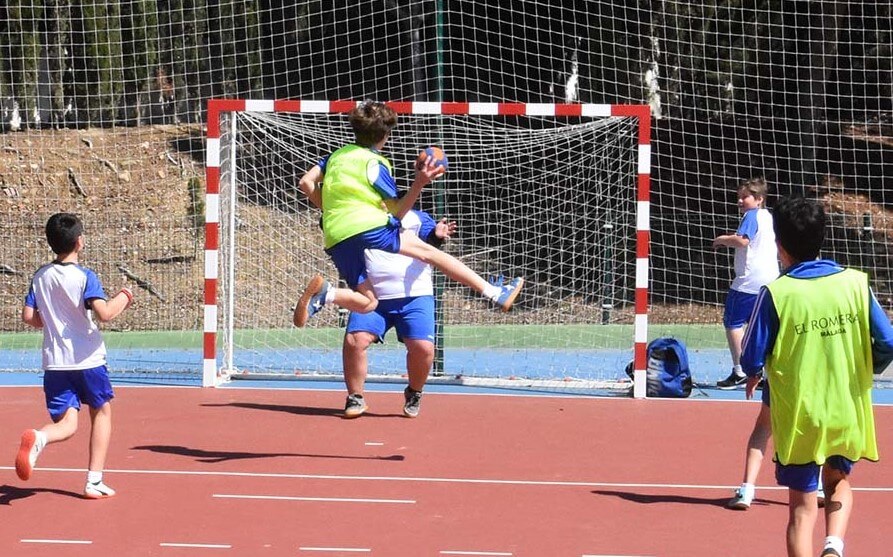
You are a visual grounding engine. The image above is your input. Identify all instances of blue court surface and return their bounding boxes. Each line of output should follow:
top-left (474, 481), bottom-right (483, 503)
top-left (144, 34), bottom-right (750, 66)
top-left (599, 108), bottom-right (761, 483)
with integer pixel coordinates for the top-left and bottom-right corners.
top-left (2, 345), bottom-right (891, 404)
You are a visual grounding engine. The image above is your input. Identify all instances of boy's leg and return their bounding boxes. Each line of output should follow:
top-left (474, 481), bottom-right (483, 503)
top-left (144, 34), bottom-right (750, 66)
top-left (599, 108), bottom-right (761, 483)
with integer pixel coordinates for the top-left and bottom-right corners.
top-left (786, 489), bottom-right (818, 557)
top-left (728, 402), bottom-right (771, 509)
top-left (15, 407), bottom-right (79, 481)
top-left (717, 327), bottom-right (747, 388)
top-left (294, 276), bottom-right (378, 327)
top-left (726, 326), bottom-right (745, 368)
top-left (402, 339), bottom-right (433, 418)
top-left (84, 402), bottom-right (115, 499)
top-left (777, 461), bottom-right (823, 557)
top-left (342, 331), bottom-right (375, 418)
top-left (821, 461), bottom-right (853, 556)
top-left (88, 402), bottom-right (112, 474)
top-left (404, 339), bottom-right (434, 393)
top-left (398, 233), bottom-right (523, 311)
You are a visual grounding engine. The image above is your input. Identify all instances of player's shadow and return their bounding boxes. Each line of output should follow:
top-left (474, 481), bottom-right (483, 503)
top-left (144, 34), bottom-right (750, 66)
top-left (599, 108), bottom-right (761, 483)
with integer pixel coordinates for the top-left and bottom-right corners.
top-left (592, 489), bottom-right (785, 508)
top-left (131, 444), bottom-right (405, 464)
top-left (200, 402), bottom-right (404, 419)
top-left (0, 484), bottom-right (83, 504)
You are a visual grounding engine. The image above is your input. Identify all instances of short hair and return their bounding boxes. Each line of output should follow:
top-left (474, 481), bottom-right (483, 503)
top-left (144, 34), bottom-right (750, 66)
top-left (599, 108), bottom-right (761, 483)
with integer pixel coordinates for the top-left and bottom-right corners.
top-left (738, 176), bottom-right (769, 199)
top-left (348, 100), bottom-right (397, 147)
top-left (45, 212), bottom-right (84, 255)
top-left (772, 196), bottom-right (825, 262)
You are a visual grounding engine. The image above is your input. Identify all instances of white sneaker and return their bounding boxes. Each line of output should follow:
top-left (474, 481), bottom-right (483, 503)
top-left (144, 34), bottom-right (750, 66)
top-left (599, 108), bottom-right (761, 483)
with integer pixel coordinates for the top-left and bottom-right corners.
top-left (15, 429), bottom-right (44, 481)
top-left (726, 486), bottom-right (754, 510)
top-left (84, 481), bottom-right (116, 499)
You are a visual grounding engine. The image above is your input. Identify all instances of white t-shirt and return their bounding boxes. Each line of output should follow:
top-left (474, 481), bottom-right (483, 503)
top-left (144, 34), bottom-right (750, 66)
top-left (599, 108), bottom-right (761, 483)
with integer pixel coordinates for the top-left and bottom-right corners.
top-left (363, 210), bottom-right (435, 300)
top-left (24, 262), bottom-right (108, 370)
top-left (731, 207), bottom-right (779, 294)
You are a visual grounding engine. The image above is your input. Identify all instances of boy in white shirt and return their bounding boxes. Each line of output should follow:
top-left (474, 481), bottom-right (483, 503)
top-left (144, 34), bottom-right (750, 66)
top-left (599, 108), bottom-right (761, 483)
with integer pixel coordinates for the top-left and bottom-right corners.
top-left (16, 213), bottom-right (133, 499)
top-left (713, 177), bottom-right (779, 389)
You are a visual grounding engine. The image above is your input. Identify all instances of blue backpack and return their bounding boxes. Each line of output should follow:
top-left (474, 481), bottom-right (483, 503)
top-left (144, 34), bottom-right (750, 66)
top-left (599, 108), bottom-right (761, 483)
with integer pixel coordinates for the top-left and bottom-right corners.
top-left (627, 337), bottom-right (693, 398)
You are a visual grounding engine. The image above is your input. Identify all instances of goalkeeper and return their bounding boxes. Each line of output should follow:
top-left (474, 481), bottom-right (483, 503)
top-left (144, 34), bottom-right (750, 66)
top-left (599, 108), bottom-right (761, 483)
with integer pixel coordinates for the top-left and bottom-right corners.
top-left (338, 208), bottom-right (454, 419)
top-left (294, 100), bottom-right (522, 327)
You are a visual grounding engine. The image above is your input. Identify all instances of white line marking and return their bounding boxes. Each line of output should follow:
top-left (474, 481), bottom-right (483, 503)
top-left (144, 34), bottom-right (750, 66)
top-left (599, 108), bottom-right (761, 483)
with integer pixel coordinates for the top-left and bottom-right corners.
top-left (4, 466), bottom-right (893, 492)
top-left (214, 494), bottom-right (415, 504)
top-left (21, 539), bottom-right (92, 545)
top-left (160, 542), bottom-right (232, 549)
top-left (440, 551), bottom-right (513, 556)
top-left (364, 442), bottom-right (384, 446)
top-left (299, 548), bottom-right (371, 553)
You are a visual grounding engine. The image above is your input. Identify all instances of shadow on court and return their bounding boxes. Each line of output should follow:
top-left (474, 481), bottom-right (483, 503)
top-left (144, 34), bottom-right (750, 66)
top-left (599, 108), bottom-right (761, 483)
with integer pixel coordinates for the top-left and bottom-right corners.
top-left (0, 484), bottom-right (83, 504)
top-left (131, 444), bottom-right (405, 463)
top-left (591, 489), bottom-right (785, 508)
top-left (200, 401), bottom-right (405, 419)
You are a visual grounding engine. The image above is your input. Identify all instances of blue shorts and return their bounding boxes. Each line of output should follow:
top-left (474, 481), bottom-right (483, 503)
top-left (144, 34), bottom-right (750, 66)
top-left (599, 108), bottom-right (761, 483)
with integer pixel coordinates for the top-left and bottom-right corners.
top-left (776, 455), bottom-right (855, 492)
top-left (346, 295), bottom-right (436, 344)
top-left (723, 289), bottom-right (758, 329)
top-left (43, 365), bottom-right (114, 421)
top-left (326, 219), bottom-right (401, 289)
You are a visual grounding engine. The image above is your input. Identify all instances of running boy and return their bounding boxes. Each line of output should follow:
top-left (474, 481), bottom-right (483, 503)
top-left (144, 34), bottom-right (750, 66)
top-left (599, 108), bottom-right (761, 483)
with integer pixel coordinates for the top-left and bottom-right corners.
top-left (740, 196), bottom-right (893, 557)
top-left (713, 177), bottom-right (779, 389)
top-left (294, 100), bottom-right (522, 326)
top-left (16, 212), bottom-right (134, 499)
top-left (339, 209), bottom-right (453, 419)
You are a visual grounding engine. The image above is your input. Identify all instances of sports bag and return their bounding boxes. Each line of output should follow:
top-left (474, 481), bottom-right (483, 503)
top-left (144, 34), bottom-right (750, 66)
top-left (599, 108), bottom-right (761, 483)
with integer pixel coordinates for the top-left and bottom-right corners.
top-left (626, 337), bottom-right (693, 398)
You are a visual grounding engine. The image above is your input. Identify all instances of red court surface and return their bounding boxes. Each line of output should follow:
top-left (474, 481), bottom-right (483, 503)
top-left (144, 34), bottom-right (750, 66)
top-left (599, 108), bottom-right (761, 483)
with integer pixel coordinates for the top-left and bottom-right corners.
top-left (2, 385), bottom-right (891, 556)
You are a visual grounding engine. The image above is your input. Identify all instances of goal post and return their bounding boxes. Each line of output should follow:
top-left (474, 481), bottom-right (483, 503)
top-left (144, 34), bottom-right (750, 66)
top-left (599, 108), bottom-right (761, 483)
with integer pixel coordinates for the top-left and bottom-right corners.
top-left (204, 99), bottom-right (652, 396)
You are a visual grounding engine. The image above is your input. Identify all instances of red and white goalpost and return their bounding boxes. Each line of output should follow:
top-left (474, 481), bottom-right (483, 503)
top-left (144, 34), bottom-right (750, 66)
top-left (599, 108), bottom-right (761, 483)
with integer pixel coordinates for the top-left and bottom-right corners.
top-left (203, 99), bottom-right (651, 397)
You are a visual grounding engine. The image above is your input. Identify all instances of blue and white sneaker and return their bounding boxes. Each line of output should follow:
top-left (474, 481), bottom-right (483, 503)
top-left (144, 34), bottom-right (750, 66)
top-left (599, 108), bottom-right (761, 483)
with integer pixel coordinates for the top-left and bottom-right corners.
top-left (726, 486), bottom-right (754, 510)
top-left (293, 275), bottom-right (330, 327)
top-left (495, 277), bottom-right (524, 312)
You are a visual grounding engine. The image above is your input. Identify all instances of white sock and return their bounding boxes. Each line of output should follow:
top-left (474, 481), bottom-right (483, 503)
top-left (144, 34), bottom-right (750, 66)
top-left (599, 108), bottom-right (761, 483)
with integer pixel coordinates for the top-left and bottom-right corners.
top-left (741, 482), bottom-right (755, 496)
top-left (482, 284), bottom-right (501, 302)
top-left (87, 470), bottom-right (103, 484)
top-left (824, 536), bottom-right (844, 555)
top-left (324, 288), bottom-right (336, 305)
top-left (732, 365), bottom-right (744, 377)
top-left (34, 430), bottom-right (48, 451)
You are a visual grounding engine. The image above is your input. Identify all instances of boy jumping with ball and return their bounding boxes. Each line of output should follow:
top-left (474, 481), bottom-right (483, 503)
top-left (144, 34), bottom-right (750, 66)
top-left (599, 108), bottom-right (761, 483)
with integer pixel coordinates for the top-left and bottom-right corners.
top-left (294, 100), bottom-right (523, 326)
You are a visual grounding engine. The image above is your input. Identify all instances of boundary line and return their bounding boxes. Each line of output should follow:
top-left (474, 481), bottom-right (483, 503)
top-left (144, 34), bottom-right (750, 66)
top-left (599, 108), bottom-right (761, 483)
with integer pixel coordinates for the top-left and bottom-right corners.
top-left (4, 466), bottom-right (892, 492)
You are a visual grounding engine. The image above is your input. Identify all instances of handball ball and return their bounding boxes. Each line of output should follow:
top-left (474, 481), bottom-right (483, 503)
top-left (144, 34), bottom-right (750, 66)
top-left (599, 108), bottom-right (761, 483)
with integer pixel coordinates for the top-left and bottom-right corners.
top-left (417, 146), bottom-right (448, 172)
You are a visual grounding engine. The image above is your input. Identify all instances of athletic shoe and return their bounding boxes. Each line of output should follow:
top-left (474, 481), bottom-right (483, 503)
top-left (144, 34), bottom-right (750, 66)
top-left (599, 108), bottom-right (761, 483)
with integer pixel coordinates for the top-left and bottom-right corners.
top-left (817, 488), bottom-right (826, 508)
top-left (726, 487), bottom-right (753, 510)
top-left (820, 549), bottom-right (841, 557)
top-left (343, 394), bottom-right (367, 418)
top-left (15, 429), bottom-right (44, 481)
top-left (294, 275), bottom-right (329, 327)
top-left (716, 371), bottom-right (747, 389)
top-left (403, 387), bottom-right (423, 418)
top-left (495, 277), bottom-right (524, 312)
top-left (84, 481), bottom-right (116, 499)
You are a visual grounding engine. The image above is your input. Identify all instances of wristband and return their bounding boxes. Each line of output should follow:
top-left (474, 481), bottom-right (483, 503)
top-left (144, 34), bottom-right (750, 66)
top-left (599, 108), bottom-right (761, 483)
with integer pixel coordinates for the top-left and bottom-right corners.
top-left (119, 287), bottom-right (134, 306)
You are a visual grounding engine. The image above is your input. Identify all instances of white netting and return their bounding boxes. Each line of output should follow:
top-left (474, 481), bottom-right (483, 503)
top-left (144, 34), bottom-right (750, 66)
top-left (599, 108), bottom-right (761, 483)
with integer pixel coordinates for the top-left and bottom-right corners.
top-left (0, 2), bottom-right (889, 388)
top-left (215, 109), bottom-right (641, 389)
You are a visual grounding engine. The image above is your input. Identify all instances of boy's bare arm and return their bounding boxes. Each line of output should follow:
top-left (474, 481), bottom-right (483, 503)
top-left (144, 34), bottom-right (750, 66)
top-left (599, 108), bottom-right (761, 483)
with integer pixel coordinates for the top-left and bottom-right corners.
top-left (393, 160), bottom-right (444, 219)
top-left (21, 306), bottom-right (43, 329)
top-left (298, 166), bottom-right (323, 209)
top-left (712, 234), bottom-right (749, 249)
top-left (91, 288), bottom-right (133, 322)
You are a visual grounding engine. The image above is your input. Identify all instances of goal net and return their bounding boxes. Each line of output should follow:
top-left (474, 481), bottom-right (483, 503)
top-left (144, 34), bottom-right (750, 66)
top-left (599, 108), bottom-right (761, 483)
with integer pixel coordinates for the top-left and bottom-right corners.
top-left (206, 100), bottom-right (651, 393)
